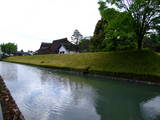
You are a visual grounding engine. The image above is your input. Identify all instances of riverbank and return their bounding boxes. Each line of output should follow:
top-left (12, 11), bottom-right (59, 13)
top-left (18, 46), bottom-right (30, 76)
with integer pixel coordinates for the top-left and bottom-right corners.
top-left (2, 50), bottom-right (160, 84)
top-left (0, 76), bottom-right (25, 120)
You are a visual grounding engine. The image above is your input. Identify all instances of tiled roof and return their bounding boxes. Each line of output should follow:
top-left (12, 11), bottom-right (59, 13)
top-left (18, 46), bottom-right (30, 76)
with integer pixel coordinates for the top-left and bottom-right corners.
top-left (38, 38), bottom-right (78, 54)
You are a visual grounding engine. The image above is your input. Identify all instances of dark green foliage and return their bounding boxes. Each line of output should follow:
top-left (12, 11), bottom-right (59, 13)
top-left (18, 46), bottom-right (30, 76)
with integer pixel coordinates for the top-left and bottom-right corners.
top-left (79, 38), bottom-right (90, 52)
top-left (144, 34), bottom-right (160, 51)
top-left (102, 9), bottom-right (137, 51)
top-left (90, 19), bottom-right (107, 51)
top-left (102, 0), bottom-right (160, 50)
top-left (91, 0), bottom-right (160, 51)
top-left (91, 6), bottom-right (137, 51)
top-left (0, 43), bottom-right (17, 54)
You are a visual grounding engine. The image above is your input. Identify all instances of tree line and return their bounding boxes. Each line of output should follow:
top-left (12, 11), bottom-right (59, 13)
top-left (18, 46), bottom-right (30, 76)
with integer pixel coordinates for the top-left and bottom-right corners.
top-left (0, 43), bottom-right (17, 54)
top-left (89, 0), bottom-right (160, 52)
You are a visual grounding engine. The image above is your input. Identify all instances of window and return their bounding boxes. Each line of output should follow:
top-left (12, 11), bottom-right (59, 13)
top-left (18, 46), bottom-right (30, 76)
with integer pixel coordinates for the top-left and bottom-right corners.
top-left (60, 51), bottom-right (65, 54)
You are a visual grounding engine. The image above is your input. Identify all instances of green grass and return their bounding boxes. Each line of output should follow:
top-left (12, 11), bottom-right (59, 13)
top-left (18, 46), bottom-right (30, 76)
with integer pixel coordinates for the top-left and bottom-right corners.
top-left (3, 50), bottom-right (160, 82)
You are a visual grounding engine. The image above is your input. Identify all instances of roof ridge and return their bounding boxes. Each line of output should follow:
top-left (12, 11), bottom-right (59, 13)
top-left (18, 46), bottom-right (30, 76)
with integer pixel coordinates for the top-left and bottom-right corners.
top-left (52, 38), bottom-right (68, 42)
top-left (41, 42), bottom-right (52, 44)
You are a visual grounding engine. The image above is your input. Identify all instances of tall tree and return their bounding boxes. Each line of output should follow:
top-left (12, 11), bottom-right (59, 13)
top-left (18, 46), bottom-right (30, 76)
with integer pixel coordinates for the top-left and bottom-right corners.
top-left (91, 4), bottom-right (136, 51)
top-left (0, 43), bottom-right (17, 54)
top-left (100, 0), bottom-right (160, 50)
top-left (0, 46), bottom-right (3, 58)
top-left (79, 38), bottom-right (90, 52)
top-left (103, 8), bottom-right (137, 51)
top-left (71, 29), bottom-right (83, 45)
top-left (90, 19), bottom-right (107, 51)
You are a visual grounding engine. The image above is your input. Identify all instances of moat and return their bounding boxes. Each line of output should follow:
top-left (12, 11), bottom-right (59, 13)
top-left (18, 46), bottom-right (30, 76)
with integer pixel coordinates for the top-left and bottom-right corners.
top-left (0, 61), bottom-right (160, 120)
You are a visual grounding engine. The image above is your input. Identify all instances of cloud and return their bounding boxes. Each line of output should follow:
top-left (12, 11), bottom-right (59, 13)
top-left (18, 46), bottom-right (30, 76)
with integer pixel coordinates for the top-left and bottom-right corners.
top-left (0, 0), bottom-right (100, 51)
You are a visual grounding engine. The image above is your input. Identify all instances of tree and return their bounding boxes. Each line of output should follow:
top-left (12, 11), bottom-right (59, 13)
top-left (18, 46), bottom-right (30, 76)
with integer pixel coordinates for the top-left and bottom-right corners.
top-left (0, 46), bottom-right (3, 58)
top-left (0, 43), bottom-right (17, 54)
top-left (143, 33), bottom-right (160, 51)
top-left (90, 19), bottom-right (107, 51)
top-left (71, 29), bottom-right (83, 45)
top-left (102, 8), bottom-right (137, 51)
top-left (79, 38), bottom-right (90, 52)
top-left (100, 0), bottom-right (160, 50)
top-left (91, 4), bottom-right (136, 51)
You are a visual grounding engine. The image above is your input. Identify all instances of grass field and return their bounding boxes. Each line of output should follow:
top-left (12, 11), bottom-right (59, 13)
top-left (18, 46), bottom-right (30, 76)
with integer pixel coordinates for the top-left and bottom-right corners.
top-left (3, 50), bottom-right (160, 82)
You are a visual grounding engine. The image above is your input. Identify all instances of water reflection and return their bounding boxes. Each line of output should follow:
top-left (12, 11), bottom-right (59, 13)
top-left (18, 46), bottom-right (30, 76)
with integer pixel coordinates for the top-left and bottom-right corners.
top-left (0, 62), bottom-right (18, 81)
top-left (55, 72), bottom-right (160, 120)
top-left (0, 62), bottom-right (100, 120)
top-left (0, 61), bottom-right (160, 120)
top-left (141, 96), bottom-right (160, 120)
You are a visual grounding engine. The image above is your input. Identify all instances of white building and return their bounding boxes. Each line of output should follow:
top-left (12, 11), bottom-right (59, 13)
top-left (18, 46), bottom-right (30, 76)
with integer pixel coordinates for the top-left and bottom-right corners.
top-left (59, 45), bottom-right (77, 54)
top-left (38, 38), bottom-right (78, 54)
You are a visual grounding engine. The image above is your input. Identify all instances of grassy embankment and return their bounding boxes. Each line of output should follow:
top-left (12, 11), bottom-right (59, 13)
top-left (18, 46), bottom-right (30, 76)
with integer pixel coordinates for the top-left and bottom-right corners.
top-left (3, 50), bottom-right (160, 83)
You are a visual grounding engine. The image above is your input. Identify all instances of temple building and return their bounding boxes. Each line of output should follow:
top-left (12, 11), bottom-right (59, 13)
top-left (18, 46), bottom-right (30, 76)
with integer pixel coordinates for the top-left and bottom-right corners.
top-left (38, 38), bottom-right (78, 54)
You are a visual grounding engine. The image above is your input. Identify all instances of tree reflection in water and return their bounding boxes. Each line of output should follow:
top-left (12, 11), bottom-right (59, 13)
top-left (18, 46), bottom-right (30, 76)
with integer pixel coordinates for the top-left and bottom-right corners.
top-left (0, 62), bottom-right (160, 120)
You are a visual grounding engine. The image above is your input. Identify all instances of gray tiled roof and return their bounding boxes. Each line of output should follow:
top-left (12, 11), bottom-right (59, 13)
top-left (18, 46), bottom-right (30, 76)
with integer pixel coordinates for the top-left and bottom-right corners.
top-left (38, 38), bottom-right (78, 54)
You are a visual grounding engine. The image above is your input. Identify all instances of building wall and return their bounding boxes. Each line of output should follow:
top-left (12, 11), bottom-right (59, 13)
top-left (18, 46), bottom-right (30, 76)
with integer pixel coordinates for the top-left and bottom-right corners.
top-left (59, 45), bottom-right (69, 54)
top-left (59, 45), bottom-right (76, 54)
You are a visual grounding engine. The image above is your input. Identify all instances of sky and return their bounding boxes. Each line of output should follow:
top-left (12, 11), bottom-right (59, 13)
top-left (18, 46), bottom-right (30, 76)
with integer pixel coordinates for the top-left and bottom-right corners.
top-left (0, 0), bottom-right (101, 51)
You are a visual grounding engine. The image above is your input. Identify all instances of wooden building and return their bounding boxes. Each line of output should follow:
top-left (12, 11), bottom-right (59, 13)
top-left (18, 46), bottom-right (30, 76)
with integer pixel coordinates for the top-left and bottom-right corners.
top-left (38, 38), bottom-right (78, 54)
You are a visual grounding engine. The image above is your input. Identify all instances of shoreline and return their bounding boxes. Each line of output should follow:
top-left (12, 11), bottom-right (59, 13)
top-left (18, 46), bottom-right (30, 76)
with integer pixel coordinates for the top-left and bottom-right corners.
top-left (2, 60), bottom-right (160, 87)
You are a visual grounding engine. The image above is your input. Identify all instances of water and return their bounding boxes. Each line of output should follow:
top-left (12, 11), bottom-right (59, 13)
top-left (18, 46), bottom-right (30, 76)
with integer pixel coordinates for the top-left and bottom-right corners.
top-left (0, 61), bottom-right (160, 120)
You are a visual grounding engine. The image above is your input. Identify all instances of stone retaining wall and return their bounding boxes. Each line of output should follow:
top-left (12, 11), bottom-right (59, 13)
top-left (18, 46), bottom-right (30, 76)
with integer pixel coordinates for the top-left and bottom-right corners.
top-left (0, 76), bottom-right (25, 120)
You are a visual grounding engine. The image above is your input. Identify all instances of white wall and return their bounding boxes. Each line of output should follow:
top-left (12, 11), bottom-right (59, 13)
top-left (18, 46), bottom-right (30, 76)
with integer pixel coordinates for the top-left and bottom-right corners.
top-left (59, 45), bottom-right (69, 54)
top-left (59, 45), bottom-right (76, 54)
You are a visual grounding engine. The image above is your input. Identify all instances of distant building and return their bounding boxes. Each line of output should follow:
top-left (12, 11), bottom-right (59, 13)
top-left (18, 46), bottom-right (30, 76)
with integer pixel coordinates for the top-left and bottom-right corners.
top-left (38, 38), bottom-right (78, 54)
top-left (14, 51), bottom-right (34, 56)
top-left (14, 51), bottom-right (24, 56)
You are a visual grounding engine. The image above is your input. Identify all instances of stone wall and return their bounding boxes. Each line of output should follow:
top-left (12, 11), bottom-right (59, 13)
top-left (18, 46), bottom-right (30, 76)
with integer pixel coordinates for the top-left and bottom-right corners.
top-left (0, 76), bottom-right (25, 120)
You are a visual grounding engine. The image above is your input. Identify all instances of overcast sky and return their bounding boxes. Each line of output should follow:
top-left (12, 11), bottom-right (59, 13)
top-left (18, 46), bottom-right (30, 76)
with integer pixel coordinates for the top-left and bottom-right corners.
top-left (0, 0), bottom-right (100, 51)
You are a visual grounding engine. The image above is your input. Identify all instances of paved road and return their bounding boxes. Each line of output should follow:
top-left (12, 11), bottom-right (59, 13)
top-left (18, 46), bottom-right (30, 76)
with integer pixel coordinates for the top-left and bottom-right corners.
top-left (0, 104), bottom-right (3, 120)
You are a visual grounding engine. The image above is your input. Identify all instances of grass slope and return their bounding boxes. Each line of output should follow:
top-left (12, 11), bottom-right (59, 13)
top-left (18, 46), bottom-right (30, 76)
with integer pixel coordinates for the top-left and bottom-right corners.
top-left (3, 50), bottom-right (160, 82)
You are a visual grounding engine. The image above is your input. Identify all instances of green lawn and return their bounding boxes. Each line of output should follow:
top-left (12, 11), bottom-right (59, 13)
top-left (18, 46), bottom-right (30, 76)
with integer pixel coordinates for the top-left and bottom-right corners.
top-left (3, 50), bottom-right (160, 82)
